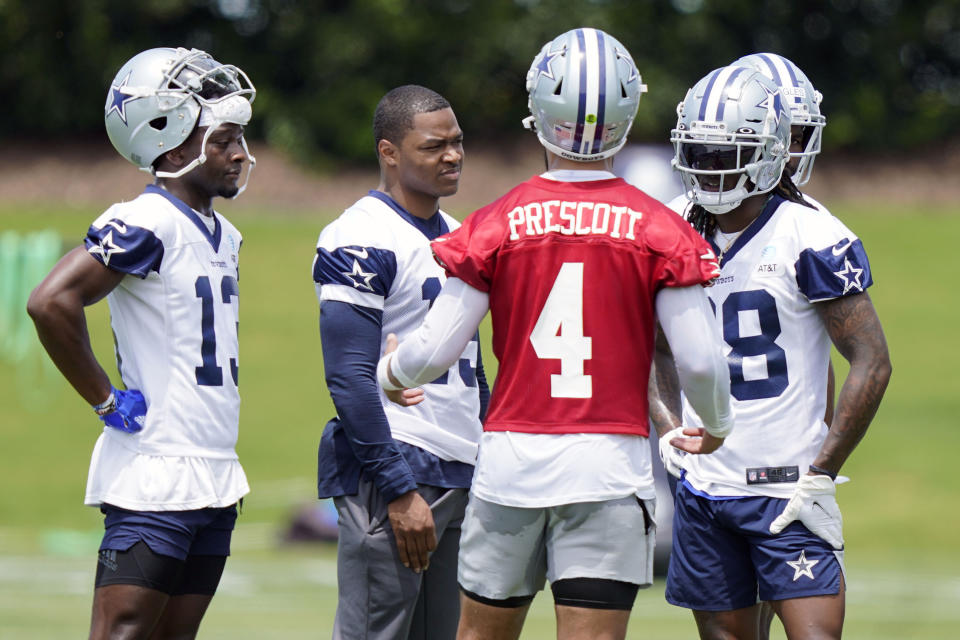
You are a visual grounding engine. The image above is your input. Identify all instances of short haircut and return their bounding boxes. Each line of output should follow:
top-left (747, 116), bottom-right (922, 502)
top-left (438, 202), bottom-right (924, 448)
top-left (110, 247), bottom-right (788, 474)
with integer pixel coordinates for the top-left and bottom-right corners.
top-left (373, 85), bottom-right (451, 154)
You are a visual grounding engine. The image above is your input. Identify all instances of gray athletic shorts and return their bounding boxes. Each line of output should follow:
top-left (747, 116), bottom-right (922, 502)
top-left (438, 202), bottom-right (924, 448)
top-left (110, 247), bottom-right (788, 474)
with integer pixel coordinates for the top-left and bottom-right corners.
top-left (458, 495), bottom-right (655, 601)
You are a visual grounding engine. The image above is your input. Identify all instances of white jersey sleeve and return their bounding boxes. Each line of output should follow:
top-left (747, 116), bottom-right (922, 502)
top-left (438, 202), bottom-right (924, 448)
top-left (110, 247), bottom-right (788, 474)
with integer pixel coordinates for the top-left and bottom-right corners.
top-left (655, 285), bottom-right (733, 438)
top-left (389, 277), bottom-right (490, 389)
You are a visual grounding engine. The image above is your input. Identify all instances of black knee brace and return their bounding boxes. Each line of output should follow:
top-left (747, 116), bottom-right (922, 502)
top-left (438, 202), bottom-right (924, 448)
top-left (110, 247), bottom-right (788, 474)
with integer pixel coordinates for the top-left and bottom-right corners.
top-left (551, 577), bottom-right (639, 611)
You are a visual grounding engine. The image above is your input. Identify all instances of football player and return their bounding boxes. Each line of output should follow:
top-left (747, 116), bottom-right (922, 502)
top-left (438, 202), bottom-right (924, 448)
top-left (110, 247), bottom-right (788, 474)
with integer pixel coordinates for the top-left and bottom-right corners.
top-left (311, 85), bottom-right (488, 640)
top-left (654, 65), bottom-right (891, 639)
top-left (26, 47), bottom-right (256, 639)
top-left (731, 52), bottom-right (835, 640)
top-left (376, 29), bottom-right (734, 640)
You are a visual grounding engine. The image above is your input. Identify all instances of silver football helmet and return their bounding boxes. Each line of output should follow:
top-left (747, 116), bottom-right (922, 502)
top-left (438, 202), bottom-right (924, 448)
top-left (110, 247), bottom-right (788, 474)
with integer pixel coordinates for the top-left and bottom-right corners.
top-left (671, 66), bottom-right (791, 214)
top-left (732, 53), bottom-right (825, 186)
top-left (523, 28), bottom-right (647, 161)
top-left (104, 47), bottom-right (257, 194)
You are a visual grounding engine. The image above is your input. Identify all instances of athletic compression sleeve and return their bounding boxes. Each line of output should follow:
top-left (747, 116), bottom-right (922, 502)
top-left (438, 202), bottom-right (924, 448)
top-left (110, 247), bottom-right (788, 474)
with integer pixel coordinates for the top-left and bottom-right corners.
top-left (655, 285), bottom-right (734, 438)
top-left (320, 301), bottom-right (417, 503)
top-left (389, 278), bottom-right (490, 389)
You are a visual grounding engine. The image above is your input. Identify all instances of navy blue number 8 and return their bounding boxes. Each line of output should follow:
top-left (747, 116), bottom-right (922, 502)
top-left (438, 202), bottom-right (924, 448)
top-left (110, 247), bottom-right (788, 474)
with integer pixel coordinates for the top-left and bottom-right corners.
top-left (195, 275), bottom-right (239, 386)
top-left (421, 277), bottom-right (477, 387)
top-left (721, 289), bottom-right (787, 401)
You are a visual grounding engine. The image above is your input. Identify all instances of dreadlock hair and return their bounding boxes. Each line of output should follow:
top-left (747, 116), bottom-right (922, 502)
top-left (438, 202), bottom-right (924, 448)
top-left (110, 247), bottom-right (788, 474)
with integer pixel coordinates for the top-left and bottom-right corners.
top-left (373, 85), bottom-right (451, 158)
top-left (685, 172), bottom-right (816, 238)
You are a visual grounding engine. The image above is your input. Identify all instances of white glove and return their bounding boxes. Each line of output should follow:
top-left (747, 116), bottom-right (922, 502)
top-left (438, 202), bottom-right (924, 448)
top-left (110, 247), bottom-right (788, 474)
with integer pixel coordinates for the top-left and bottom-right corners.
top-left (658, 427), bottom-right (688, 479)
top-left (769, 474), bottom-right (844, 549)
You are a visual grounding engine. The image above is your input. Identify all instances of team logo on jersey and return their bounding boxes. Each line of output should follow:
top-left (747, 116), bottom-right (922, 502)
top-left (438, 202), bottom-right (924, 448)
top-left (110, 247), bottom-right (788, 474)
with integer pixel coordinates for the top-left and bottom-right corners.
top-left (105, 71), bottom-right (136, 125)
top-left (833, 257), bottom-right (864, 294)
top-left (88, 230), bottom-right (126, 267)
top-left (786, 549), bottom-right (819, 581)
top-left (342, 259), bottom-right (377, 291)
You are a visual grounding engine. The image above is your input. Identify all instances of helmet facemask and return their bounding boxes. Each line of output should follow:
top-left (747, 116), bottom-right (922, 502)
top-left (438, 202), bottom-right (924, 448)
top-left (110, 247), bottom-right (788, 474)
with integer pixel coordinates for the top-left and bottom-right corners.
top-left (675, 141), bottom-right (765, 214)
top-left (730, 53), bottom-right (825, 187)
top-left (105, 47), bottom-right (257, 197)
top-left (152, 50), bottom-right (257, 196)
top-left (787, 116), bottom-right (824, 187)
top-left (671, 66), bottom-right (790, 214)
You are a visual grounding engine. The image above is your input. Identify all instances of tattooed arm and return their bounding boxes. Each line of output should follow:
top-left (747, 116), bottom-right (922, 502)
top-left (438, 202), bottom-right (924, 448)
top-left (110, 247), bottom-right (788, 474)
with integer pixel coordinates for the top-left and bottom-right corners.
top-left (825, 362), bottom-right (836, 427)
top-left (811, 291), bottom-right (892, 475)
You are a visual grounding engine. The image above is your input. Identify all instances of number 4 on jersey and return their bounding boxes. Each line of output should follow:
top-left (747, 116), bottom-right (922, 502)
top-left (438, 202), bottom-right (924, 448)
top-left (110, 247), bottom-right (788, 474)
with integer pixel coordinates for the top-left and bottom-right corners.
top-left (530, 262), bottom-right (593, 398)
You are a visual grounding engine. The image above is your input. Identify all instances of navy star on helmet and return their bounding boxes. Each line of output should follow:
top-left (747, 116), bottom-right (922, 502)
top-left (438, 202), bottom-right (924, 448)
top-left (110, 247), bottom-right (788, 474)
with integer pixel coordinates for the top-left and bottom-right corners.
top-left (615, 46), bottom-right (640, 85)
top-left (671, 65), bottom-right (791, 214)
top-left (756, 82), bottom-right (789, 128)
top-left (731, 53), bottom-right (825, 186)
top-left (105, 72), bottom-right (136, 125)
top-left (103, 47), bottom-right (257, 195)
top-left (533, 44), bottom-right (564, 82)
top-left (523, 28), bottom-right (647, 161)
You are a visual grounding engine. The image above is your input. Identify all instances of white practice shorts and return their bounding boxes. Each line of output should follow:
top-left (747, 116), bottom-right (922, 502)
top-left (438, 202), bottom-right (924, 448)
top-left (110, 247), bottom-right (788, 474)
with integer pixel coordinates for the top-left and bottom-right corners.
top-left (457, 494), bottom-right (655, 601)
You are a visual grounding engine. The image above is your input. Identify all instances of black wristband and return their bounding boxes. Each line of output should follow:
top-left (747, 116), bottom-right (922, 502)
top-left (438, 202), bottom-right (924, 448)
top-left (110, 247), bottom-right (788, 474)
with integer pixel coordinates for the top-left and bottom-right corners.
top-left (808, 464), bottom-right (837, 480)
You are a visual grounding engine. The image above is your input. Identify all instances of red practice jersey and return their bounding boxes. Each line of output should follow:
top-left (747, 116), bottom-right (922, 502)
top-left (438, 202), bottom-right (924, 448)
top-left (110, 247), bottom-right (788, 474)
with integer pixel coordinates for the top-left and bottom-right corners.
top-left (432, 175), bottom-right (719, 437)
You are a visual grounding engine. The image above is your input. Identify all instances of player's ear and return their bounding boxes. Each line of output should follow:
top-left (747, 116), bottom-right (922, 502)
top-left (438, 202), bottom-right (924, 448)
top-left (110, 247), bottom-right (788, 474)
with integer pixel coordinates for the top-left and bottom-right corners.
top-left (378, 139), bottom-right (399, 167)
top-left (160, 146), bottom-right (186, 170)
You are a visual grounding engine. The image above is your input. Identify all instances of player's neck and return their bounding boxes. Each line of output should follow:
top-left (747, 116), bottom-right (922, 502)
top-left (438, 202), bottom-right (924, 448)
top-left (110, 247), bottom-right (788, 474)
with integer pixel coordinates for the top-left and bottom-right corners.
top-left (714, 194), bottom-right (769, 233)
top-left (545, 152), bottom-right (613, 173)
top-left (156, 179), bottom-right (214, 216)
top-left (377, 180), bottom-right (439, 220)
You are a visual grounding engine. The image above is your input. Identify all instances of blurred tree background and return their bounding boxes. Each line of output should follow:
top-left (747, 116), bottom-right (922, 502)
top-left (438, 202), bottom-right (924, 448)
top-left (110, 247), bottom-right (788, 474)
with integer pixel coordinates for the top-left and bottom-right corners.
top-left (1, 0), bottom-right (958, 168)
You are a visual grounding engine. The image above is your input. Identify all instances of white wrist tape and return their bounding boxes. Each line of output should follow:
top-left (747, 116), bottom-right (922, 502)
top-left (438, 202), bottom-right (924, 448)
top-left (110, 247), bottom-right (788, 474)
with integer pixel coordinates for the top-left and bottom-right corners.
top-left (376, 355), bottom-right (402, 391)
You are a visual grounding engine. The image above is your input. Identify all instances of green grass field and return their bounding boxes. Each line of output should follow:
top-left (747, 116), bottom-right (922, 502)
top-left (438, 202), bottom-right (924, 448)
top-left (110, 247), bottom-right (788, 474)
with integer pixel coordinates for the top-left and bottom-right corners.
top-left (1, 201), bottom-right (958, 639)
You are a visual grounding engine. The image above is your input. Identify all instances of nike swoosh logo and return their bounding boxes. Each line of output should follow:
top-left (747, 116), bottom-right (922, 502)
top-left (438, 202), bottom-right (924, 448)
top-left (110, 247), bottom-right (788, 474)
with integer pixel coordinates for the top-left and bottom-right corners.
top-left (832, 240), bottom-right (851, 256)
top-left (106, 220), bottom-right (128, 234)
top-left (343, 247), bottom-right (368, 259)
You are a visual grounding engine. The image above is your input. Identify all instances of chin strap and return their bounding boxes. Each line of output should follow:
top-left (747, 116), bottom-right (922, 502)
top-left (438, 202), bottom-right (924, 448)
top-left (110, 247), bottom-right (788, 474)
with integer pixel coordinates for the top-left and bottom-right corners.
top-left (150, 95), bottom-right (256, 196)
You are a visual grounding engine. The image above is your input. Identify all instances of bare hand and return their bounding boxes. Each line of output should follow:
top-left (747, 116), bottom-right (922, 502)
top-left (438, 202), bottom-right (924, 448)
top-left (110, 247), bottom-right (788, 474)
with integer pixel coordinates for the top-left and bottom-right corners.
top-left (669, 426), bottom-right (724, 455)
top-left (386, 387), bottom-right (425, 407)
top-left (387, 490), bottom-right (437, 573)
top-left (382, 333), bottom-right (425, 406)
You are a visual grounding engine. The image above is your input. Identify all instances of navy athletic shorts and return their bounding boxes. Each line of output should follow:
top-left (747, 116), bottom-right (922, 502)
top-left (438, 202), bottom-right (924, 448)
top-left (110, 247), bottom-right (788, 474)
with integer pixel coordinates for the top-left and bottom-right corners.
top-left (99, 503), bottom-right (238, 561)
top-left (665, 481), bottom-right (844, 611)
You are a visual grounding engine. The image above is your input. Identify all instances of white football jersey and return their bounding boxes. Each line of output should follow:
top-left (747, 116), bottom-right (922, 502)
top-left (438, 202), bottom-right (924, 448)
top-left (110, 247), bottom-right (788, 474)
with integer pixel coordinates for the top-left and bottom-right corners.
top-left (313, 192), bottom-right (482, 464)
top-left (83, 184), bottom-right (249, 510)
top-left (677, 195), bottom-right (873, 498)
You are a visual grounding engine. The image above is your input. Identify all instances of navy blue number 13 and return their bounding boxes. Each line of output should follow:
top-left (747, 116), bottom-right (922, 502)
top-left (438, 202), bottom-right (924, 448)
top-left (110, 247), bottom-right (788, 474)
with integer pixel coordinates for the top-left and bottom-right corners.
top-left (195, 275), bottom-right (239, 386)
